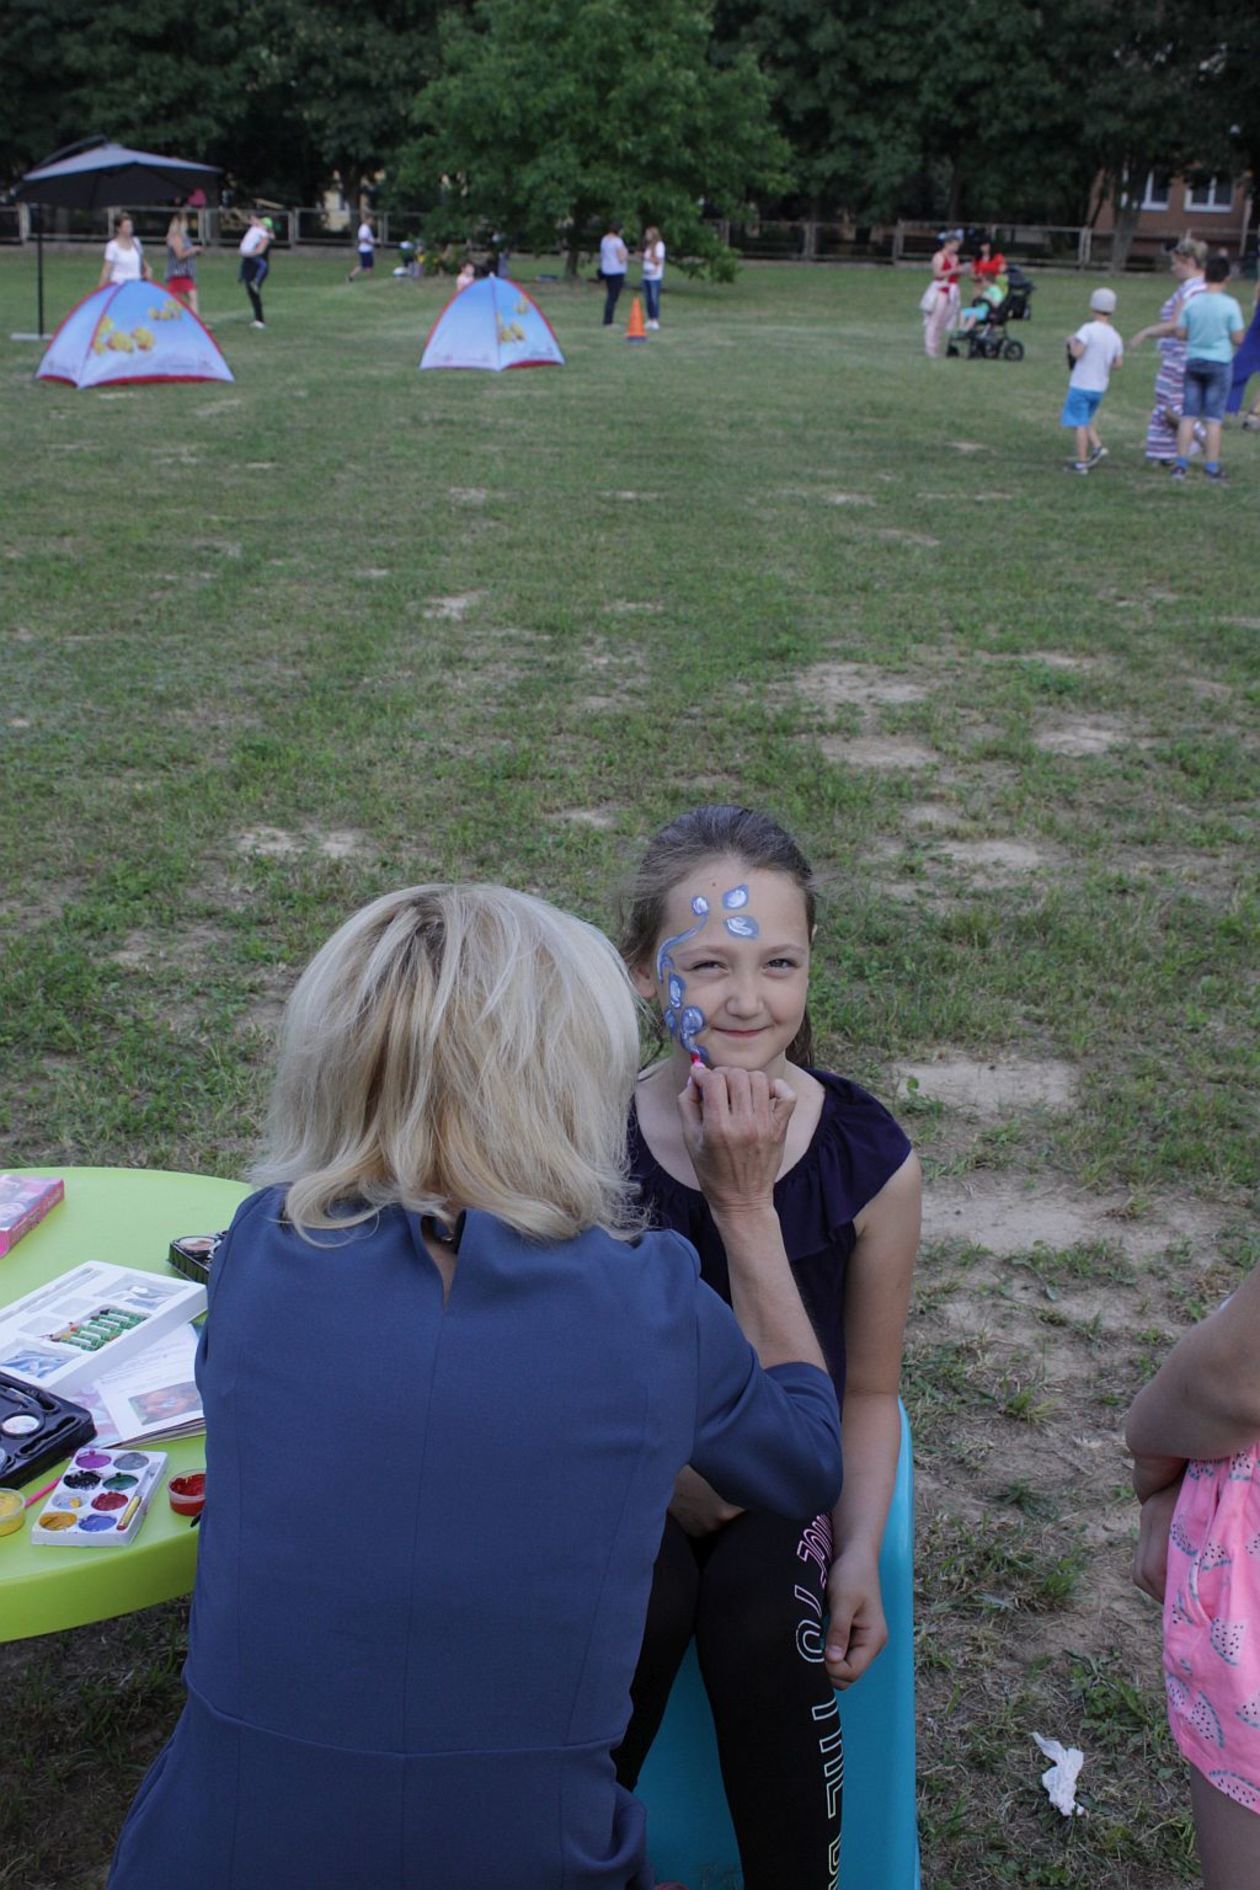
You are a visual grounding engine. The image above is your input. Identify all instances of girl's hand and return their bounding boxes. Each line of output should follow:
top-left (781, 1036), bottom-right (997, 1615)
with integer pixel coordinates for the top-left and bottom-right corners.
top-left (668, 1465), bottom-right (744, 1538)
top-left (825, 1546), bottom-right (888, 1687)
top-left (676, 1065), bottom-right (796, 1213)
top-left (1133, 1480), bottom-right (1182, 1602)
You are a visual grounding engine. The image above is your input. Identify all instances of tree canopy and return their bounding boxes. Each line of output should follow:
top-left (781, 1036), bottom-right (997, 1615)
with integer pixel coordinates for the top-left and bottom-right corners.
top-left (2, 0), bottom-right (1254, 243)
top-left (396, 0), bottom-right (788, 274)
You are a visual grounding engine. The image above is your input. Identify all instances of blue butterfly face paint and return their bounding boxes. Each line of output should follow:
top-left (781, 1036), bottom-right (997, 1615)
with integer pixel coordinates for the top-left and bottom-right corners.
top-left (721, 884), bottom-right (760, 940)
top-left (656, 894), bottom-right (713, 1063)
top-left (655, 882), bottom-right (763, 1066)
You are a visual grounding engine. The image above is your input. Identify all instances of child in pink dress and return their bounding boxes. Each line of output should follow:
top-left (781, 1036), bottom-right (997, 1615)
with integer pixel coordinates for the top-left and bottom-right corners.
top-left (1127, 1266), bottom-right (1260, 1888)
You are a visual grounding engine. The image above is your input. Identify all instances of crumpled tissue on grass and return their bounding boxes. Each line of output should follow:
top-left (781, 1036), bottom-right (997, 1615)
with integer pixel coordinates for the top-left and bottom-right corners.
top-left (1033, 1733), bottom-right (1085, 1816)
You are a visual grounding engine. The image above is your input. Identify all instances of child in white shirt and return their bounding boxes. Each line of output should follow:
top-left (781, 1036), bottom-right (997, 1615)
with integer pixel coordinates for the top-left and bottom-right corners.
top-left (1061, 287), bottom-right (1124, 475)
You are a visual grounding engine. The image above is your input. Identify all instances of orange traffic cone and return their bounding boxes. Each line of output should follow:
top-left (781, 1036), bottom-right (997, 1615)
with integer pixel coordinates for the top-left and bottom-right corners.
top-left (625, 296), bottom-right (646, 342)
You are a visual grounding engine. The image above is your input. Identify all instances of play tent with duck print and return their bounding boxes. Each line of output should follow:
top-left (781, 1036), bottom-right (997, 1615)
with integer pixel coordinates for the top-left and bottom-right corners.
top-left (37, 280), bottom-right (233, 388)
top-left (419, 276), bottom-right (565, 372)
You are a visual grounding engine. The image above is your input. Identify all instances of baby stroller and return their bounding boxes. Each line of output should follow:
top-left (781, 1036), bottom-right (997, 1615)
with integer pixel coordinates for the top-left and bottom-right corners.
top-left (1004, 262), bottom-right (1035, 318)
top-left (947, 282), bottom-right (1026, 361)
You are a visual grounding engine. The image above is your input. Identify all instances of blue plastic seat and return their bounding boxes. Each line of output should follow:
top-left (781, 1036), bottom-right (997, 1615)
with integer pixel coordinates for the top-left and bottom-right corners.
top-left (636, 1401), bottom-right (920, 1889)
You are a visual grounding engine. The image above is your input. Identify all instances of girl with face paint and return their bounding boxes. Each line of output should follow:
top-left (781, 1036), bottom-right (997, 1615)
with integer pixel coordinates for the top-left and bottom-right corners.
top-left (618, 806), bottom-right (921, 1890)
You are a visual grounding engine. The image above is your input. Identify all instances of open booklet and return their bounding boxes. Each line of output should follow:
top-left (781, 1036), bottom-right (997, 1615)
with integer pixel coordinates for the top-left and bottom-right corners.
top-left (73, 1324), bottom-right (204, 1449)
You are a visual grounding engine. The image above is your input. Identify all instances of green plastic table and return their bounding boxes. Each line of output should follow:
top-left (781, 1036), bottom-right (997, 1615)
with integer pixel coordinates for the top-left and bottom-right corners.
top-left (0, 1166), bottom-right (249, 1643)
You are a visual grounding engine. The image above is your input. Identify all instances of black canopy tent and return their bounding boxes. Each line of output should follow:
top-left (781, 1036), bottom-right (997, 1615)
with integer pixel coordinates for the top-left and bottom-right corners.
top-left (12, 137), bottom-right (221, 339)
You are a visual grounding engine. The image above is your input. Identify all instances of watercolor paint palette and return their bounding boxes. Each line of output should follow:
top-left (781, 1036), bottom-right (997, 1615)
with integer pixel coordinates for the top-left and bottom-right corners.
top-left (31, 1447), bottom-right (167, 1548)
top-left (0, 1370), bottom-right (96, 1489)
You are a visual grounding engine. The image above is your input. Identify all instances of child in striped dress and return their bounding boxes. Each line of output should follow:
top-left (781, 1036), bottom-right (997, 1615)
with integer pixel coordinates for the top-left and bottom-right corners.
top-left (1127, 1265), bottom-right (1260, 1887)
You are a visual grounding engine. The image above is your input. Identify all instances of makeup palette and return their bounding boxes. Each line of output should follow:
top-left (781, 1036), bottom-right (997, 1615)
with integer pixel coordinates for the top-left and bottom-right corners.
top-left (31, 1447), bottom-right (167, 1547)
top-left (0, 1370), bottom-right (96, 1490)
top-left (168, 1232), bottom-right (225, 1287)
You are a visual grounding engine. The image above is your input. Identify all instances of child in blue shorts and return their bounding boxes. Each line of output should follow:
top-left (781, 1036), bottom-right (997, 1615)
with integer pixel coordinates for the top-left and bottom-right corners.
top-left (1172, 254), bottom-right (1246, 482)
top-left (1062, 287), bottom-right (1124, 475)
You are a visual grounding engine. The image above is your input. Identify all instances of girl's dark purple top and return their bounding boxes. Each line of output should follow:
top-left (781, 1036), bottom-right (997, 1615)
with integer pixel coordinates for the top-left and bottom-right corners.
top-left (628, 1069), bottom-right (912, 1404)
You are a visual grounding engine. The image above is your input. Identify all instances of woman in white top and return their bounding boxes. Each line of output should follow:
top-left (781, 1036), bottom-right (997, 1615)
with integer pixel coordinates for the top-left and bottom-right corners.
top-left (641, 226), bottom-right (665, 329)
top-left (98, 216), bottom-right (152, 290)
top-left (599, 222), bottom-right (628, 326)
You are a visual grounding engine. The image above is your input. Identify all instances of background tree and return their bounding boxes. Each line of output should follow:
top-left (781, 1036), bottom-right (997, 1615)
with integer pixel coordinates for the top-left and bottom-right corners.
top-left (397, 0), bottom-right (789, 275)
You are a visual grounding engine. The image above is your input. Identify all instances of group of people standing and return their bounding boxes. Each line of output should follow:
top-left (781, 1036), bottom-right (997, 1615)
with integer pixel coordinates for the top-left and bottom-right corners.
top-left (599, 222), bottom-right (667, 328)
top-left (97, 209), bottom-right (272, 329)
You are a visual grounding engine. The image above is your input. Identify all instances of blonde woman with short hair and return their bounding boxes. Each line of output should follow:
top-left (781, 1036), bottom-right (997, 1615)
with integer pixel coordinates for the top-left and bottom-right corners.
top-left (108, 883), bottom-right (841, 1890)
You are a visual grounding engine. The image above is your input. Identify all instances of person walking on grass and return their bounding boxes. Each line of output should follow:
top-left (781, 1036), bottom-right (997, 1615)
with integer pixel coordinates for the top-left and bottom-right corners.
top-left (641, 226), bottom-right (665, 329)
top-left (1061, 286), bottom-right (1123, 475)
top-left (347, 212), bottom-right (376, 282)
top-left (1171, 254), bottom-right (1246, 483)
top-left (1129, 237), bottom-right (1207, 464)
top-left (238, 212), bottom-right (272, 328)
top-left (600, 221), bottom-right (628, 326)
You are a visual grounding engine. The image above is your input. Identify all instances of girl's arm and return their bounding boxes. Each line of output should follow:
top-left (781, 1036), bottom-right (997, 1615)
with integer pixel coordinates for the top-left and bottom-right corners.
top-left (1130, 318), bottom-right (1180, 345)
top-left (98, 255), bottom-right (112, 289)
top-left (825, 1150), bottom-right (921, 1687)
top-left (1126, 1265), bottom-right (1260, 1500)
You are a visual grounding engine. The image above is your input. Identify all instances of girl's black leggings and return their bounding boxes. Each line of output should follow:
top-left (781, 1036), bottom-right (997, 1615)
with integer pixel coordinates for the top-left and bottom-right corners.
top-left (614, 1508), bottom-right (842, 1890)
top-left (240, 258), bottom-right (264, 322)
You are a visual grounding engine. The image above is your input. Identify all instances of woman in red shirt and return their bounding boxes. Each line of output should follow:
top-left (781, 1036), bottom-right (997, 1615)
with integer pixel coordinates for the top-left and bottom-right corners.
top-left (971, 235), bottom-right (1007, 285)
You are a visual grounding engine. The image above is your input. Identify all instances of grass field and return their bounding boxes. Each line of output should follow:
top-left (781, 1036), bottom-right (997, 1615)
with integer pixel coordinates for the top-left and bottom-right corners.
top-left (1, 247), bottom-right (1256, 1889)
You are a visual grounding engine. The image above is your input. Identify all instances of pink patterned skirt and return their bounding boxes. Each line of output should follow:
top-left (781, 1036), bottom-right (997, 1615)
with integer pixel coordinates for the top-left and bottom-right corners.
top-left (1164, 1446), bottom-right (1260, 1812)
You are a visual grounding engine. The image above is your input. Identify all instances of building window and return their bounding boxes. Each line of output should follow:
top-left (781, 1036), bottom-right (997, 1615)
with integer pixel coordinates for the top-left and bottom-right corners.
top-left (1141, 171), bottom-right (1172, 211)
top-left (1185, 175), bottom-right (1233, 212)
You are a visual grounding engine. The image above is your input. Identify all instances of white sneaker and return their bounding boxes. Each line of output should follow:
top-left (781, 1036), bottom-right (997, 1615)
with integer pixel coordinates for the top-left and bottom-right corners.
top-left (646, 319), bottom-right (659, 329)
top-left (251, 320), bottom-right (266, 329)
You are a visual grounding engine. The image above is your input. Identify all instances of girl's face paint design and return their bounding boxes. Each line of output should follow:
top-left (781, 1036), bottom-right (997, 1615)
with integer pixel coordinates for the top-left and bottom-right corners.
top-left (721, 884), bottom-right (760, 940)
top-left (657, 895), bottom-right (711, 1060)
top-left (655, 882), bottom-right (761, 1064)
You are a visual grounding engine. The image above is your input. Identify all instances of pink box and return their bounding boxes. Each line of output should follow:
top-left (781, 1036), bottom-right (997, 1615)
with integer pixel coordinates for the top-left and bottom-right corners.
top-left (0, 1175), bottom-right (65, 1257)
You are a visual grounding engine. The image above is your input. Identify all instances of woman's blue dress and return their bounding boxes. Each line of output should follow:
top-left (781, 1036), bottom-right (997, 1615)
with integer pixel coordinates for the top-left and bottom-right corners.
top-left (108, 1188), bottom-right (840, 1890)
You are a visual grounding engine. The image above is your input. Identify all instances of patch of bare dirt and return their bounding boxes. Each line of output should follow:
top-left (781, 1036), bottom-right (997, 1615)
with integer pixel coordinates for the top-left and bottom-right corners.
top-left (821, 734), bottom-right (939, 770)
top-left (904, 802), bottom-right (956, 830)
top-left (872, 527), bottom-right (941, 548)
top-left (109, 923), bottom-right (228, 971)
top-left (920, 1174), bottom-right (1225, 1266)
top-left (1034, 717), bottom-right (1130, 756)
top-left (357, 568), bottom-right (391, 581)
top-left (448, 487), bottom-right (486, 505)
top-left (897, 1053), bottom-right (1078, 1117)
top-left (424, 593), bottom-right (484, 622)
top-left (949, 440), bottom-right (989, 454)
top-left (822, 491), bottom-right (876, 507)
top-left (0, 879), bottom-right (84, 928)
top-left (234, 826), bottom-right (368, 861)
top-left (603, 490), bottom-right (660, 502)
top-left (603, 600), bottom-right (664, 616)
top-left (796, 661), bottom-right (927, 711)
top-left (550, 808), bottom-right (619, 829)
top-left (936, 839), bottom-right (1053, 884)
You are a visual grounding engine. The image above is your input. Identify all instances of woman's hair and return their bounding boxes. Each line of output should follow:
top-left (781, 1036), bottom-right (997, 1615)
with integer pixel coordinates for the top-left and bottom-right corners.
top-left (252, 884), bottom-right (642, 1242)
top-left (619, 806), bottom-right (817, 1065)
top-left (1173, 236), bottom-right (1208, 266)
top-left (644, 226), bottom-right (660, 245)
top-left (115, 215), bottom-right (133, 233)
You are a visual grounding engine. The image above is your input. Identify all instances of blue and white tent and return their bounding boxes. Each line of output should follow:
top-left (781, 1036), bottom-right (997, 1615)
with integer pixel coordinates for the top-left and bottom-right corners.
top-left (419, 277), bottom-right (564, 372)
top-left (37, 281), bottom-right (232, 389)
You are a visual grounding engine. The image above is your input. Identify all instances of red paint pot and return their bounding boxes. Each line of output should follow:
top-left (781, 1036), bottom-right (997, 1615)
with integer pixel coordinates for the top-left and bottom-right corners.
top-left (168, 1472), bottom-right (206, 1518)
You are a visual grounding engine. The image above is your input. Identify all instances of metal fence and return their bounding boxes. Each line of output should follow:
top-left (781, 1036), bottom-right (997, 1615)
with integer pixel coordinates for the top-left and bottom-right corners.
top-left (1, 202), bottom-right (1245, 270)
